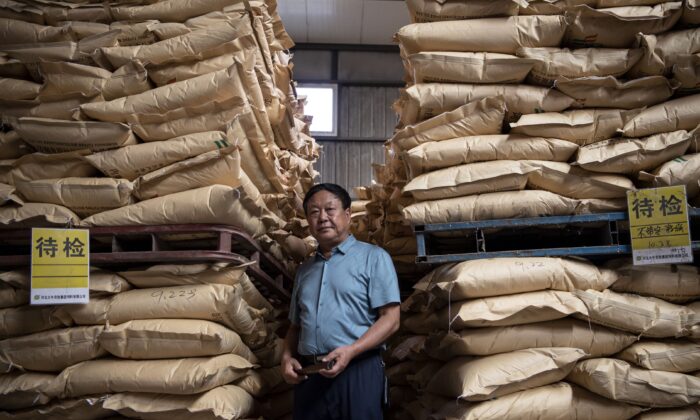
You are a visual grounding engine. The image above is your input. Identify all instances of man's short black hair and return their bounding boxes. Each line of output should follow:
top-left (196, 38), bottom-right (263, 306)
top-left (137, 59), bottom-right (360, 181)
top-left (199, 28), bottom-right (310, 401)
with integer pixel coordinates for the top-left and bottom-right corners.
top-left (303, 183), bottom-right (352, 214)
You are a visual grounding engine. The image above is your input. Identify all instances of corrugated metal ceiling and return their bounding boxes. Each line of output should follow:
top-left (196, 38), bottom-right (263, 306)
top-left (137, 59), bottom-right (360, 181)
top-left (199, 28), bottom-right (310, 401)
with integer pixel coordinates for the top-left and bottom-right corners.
top-left (277, 0), bottom-right (410, 45)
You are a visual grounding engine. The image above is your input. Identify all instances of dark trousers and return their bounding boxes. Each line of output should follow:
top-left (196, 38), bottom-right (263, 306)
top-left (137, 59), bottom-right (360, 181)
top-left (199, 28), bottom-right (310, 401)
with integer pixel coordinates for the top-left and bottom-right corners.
top-left (293, 353), bottom-right (384, 420)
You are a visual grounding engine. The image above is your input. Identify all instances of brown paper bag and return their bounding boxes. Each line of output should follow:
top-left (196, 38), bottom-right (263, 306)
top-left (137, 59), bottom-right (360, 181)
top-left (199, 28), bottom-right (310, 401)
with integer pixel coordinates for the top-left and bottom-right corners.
top-left (568, 358), bottom-right (700, 407)
top-left (13, 118), bottom-right (137, 153)
top-left (554, 75), bottom-right (675, 109)
top-left (405, 0), bottom-right (520, 22)
top-left (103, 385), bottom-right (255, 420)
top-left (617, 340), bottom-right (700, 373)
top-left (60, 354), bottom-right (253, 397)
top-left (15, 177), bottom-right (135, 217)
top-left (509, 108), bottom-right (640, 146)
top-left (0, 203), bottom-right (81, 229)
top-left (426, 348), bottom-right (586, 401)
top-left (628, 28), bottom-right (700, 78)
top-left (526, 160), bottom-right (635, 199)
top-left (0, 305), bottom-right (72, 339)
top-left (407, 51), bottom-right (535, 84)
top-left (0, 325), bottom-right (105, 372)
top-left (0, 77), bottom-right (39, 100)
top-left (622, 93), bottom-right (700, 137)
top-left (0, 372), bottom-right (64, 410)
top-left (575, 130), bottom-right (691, 174)
top-left (610, 261), bottom-right (700, 303)
top-left (111, 0), bottom-right (237, 22)
top-left (639, 153), bottom-right (700, 197)
top-left (0, 17), bottom-right (75, 45)
top-left (396, 16), bottom-right (567, 55)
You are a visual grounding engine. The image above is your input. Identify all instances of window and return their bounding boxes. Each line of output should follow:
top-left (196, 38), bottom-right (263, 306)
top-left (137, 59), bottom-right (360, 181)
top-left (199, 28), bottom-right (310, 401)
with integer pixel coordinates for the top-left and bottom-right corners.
top-left (296, 83), bottom-right (338, 137)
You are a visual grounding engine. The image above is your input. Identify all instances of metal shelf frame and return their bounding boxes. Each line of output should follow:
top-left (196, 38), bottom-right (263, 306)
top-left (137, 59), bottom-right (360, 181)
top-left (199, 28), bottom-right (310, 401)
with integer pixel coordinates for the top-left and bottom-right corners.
top-left (413, 208), bottom-right (700, 264)
top-left (0, 224), bottom-right (293, 303)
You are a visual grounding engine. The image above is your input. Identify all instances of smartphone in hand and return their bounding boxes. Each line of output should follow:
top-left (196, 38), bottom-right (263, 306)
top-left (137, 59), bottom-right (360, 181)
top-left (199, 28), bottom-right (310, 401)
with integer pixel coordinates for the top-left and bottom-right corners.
top-left (294, 359), bottom-right (336, 375)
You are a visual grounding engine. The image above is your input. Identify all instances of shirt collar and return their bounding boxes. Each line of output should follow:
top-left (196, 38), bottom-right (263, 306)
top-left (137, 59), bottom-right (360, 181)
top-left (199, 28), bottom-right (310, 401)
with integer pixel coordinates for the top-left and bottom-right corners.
top-left (316, 234), bottom-right (356, 259)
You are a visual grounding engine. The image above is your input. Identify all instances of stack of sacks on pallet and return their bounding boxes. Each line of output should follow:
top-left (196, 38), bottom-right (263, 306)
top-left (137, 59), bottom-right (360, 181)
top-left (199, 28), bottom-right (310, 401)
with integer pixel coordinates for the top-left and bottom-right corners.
top-left (349, 186), bottom-right (372, 243)
top-left (385, 256), bottom-right (700, 419)
top-left (388, 0), bottom-right (700, 232)
top-left (0, 261), bottom-right (293, 420)
top-left (0, 0), bottom-right (319, 272)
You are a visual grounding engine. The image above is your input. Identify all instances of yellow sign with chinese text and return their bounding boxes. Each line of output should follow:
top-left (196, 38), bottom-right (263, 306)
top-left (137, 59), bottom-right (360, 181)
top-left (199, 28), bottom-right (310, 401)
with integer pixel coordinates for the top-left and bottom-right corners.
top-left (627, 186), bottom-right (692, 265)
top-left (31, 228), bottom-right (89, 305)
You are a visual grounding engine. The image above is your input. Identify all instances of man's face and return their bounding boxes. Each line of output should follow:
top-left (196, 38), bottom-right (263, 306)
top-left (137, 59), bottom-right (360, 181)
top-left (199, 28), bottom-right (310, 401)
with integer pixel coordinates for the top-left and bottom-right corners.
top-left (306, 190), bottom-right (351, 249)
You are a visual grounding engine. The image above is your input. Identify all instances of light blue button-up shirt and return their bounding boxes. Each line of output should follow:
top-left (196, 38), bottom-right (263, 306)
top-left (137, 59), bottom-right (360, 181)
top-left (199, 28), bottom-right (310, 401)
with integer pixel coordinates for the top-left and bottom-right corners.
top-left (289, 235), bottom-right (400, 356)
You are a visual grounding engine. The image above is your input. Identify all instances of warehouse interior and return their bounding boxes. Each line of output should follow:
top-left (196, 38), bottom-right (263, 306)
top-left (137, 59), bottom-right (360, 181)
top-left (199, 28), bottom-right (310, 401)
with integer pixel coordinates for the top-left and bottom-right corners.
top-left (1, 0), bottom-right (700, 419)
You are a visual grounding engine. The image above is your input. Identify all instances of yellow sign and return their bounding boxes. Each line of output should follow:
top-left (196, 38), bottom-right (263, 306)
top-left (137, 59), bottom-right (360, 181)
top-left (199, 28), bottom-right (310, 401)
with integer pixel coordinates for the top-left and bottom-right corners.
top-left (31, 228), bottom-right (89, 305)
top-left (627, 186), bottom-right (693, 265)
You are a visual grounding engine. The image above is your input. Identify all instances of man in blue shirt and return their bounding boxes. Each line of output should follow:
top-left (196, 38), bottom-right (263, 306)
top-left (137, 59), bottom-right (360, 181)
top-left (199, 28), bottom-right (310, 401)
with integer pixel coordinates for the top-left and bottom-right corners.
top-left (281, 183), bottom-right (401, 420)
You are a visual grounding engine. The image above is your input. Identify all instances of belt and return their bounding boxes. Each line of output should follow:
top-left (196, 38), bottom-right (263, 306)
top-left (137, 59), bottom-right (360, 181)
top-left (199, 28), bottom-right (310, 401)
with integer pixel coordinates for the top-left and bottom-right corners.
top-left (298, 348), bottom-right (381, 367)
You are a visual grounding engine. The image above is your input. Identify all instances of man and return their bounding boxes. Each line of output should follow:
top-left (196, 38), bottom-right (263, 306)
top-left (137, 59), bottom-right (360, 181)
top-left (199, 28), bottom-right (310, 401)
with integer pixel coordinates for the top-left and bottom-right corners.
top-left (281, 183), bottom-right (401, 420)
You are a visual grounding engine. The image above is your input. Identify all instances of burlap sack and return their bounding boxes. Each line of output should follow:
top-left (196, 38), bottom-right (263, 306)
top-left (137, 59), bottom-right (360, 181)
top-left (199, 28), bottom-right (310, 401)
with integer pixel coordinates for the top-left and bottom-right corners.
top-left (405, 0), bottom-right (520, 22)
top-left (403, 290), bottom-right (587, 333)
top-left (0, 96), bottom-right (97, 121)
top-left (0, 131), bottom-right (29, 160)
top-left (60, 354), bottom-right (252, 398)
top-left (564, 3), bottom-right (683, 48)
top-left (639, 154), bottom-right (700, 198)
top-left (80, 54), bottom-right (256, 123)
top-left (0, 18), bottom-right (75, 45)
top-left (425, 318), bottom-right (636, 359)
top-left (0, 284), bottom-right (27, 308)
top-left (0, 325), bottom-right (105, 372)
top-left (0, 151), bottom-right (98, 184)
top-left (398, 83), bottom-right (575, 125)
top-left (683, 0), bottom-right (700, 24)
top-left (404, 135), bottom-right (578, 178)
top-left (148, 34), bottom-right (258, 86)
top-left (100, 319), bottom-right (257, 362)
top-left (15, 177), bottom-right (135, 217)
top-left (64, 283), bottom-right (266, 344)
top-left (622, 94), bottom-right (700, 138)
top-left (111, 0), bottom-right (235, 22)
top-left (574, 289), bottom-right (695, 338)
top-left (391, 97), bottom-right (505, 152)
top-left (430, 382), bottom-right (643, 420)
top-left (526, 160), bottom-right (634, 199)
top-left (403, 160), bottom-right (537, 201)
top-left (555, 75), bottom-right (675, 109)
top-left (100, 19), bottom-right (252, 69)
top-left (575, 130), bottom-right (692, 174)
top-left (629, 28), bottom-right (700, 78)
top-left (103, 385), bottom-right (255, 420)
top-left (85, 131), bottom-right (229, 180)
top-left (609, 262), bottom-right (700, 303)
top-left (617, 340), bottom-right (700, 373)
top-left (509, 108), bottom-right (640, 146)
top-left (12, 117), bottom-right (137, 153)
top-left (426, 347), bottom-right (586, 401)
top-left (568, 358), bottom-right (700, 407)
top-left (0, 372), bottom-right (64, 410)
top-left (636, 407), bottom-right (700, 419)
top-left (517, 47), bottom-right (643, 86)
top-left (401, 190), bottom-right (626, 224)
top-left (81, 185), bottom-right (275, 239)
top-left (134, 147), bottom-right (240, 200)
top-left (0, 305), bottom-right (71, 340)
top-left (0, 77), bottom-right (39, 100)
top-left (0, 202), bottom-right (81, 229)
top-left (396, 16), bottom-right (567, 55)
top-left (408, 257), bottom-right (617, 305)
top-left (128, 97), bottom-right (250, 142)
top-left (407, 52), bottom-right (535, 84)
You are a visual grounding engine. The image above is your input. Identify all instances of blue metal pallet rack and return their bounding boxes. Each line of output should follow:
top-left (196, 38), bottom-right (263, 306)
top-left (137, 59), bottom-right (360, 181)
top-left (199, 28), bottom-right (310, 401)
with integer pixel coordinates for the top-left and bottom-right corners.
top-left (413, 207), bottom-right (700, 264)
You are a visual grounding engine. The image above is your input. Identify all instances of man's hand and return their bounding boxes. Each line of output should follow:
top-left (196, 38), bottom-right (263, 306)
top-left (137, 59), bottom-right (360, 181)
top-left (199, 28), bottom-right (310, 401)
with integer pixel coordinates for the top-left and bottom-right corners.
top-left (320, 345), bottom-right (358, 378)
top-left (281, 356), bottom-right (307, 384)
